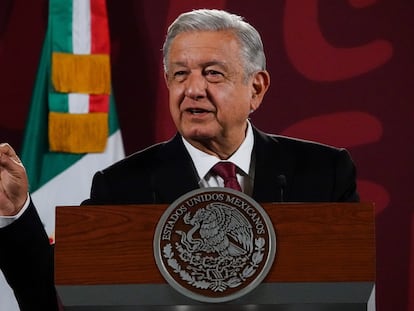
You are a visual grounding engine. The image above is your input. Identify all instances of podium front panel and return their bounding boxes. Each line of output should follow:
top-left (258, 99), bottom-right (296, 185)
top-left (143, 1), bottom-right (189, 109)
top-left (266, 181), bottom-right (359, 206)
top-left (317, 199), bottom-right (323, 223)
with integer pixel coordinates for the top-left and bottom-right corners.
top-left (55, 202), bottom-right (375, 310)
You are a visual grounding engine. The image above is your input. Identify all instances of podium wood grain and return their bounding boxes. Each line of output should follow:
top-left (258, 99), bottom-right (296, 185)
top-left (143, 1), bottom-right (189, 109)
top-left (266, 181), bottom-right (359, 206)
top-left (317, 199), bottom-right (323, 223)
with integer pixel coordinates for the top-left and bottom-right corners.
top-left (55, 203), bottom-right (375, 285)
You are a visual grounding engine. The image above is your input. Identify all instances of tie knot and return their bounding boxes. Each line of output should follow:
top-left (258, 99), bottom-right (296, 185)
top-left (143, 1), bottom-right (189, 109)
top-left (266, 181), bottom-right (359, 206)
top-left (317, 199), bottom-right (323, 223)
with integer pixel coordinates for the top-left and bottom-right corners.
top-left (211, 162), bottom-right (242, 191)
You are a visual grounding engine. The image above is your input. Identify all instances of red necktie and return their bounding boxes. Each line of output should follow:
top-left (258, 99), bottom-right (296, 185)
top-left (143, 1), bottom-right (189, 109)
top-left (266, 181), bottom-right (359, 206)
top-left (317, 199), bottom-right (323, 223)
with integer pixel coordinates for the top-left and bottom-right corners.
top-left (211, 162), bottom-right (242, 192)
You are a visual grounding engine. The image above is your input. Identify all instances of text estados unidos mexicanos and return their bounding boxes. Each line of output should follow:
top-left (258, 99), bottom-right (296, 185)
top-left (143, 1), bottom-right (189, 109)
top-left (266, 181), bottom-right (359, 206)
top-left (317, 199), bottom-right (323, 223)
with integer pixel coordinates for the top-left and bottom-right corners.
top-left (162, 193), bottom-right (266, 240)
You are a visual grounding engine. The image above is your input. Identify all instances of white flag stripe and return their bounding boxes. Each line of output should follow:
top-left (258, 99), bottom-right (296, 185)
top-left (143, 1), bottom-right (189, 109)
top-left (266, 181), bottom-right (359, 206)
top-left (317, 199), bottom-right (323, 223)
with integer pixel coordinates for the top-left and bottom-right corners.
top-left (31, 130), bottom-right (124, 237)
top-left (68, 93), bottom-right (89, 113)
top-left (72, 0), bottom-right (91, 54)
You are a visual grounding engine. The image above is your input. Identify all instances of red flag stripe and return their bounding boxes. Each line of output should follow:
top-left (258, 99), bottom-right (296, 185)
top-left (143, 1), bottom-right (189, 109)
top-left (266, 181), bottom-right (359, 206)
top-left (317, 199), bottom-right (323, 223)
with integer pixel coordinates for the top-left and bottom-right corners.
top-left (89, 94), bottom-right (110, 112)
top-left (90, 0), bottom-right (110, 54)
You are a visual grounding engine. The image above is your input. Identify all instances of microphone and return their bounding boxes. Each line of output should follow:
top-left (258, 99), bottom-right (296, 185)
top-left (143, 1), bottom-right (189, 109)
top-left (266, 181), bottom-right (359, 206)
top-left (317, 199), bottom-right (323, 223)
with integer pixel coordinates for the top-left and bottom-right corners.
top-left (276, 174), bottom-right (287, 202)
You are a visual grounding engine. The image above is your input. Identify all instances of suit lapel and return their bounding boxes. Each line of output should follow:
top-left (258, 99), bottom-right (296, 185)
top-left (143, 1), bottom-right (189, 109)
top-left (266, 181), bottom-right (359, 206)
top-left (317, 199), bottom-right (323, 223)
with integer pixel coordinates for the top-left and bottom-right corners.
top-left (151, 134), bottom-right (200, 203)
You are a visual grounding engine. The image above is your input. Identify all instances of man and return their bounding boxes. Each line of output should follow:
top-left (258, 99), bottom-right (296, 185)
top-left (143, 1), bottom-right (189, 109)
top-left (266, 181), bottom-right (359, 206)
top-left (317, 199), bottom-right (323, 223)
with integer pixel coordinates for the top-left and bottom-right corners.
top-left (0, 9), bottom-right (359, 310)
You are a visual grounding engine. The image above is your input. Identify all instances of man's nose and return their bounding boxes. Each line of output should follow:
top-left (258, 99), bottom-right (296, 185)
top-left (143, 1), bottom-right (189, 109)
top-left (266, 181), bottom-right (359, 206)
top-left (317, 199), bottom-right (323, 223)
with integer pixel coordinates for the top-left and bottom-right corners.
top-left (184, 73), bottom-right (207, 100)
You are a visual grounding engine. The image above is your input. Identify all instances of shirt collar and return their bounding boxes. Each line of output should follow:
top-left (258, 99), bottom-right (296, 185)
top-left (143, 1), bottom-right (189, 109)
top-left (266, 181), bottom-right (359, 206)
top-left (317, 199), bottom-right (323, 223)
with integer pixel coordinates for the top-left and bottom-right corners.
top-left (182, 121), bottom-right (254, 180)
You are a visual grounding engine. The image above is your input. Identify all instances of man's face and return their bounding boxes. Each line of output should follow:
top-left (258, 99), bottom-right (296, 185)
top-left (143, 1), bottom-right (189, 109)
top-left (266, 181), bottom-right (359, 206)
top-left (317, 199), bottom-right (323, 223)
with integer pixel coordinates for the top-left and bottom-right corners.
top-left (165, 30), bottom-right (266, 156)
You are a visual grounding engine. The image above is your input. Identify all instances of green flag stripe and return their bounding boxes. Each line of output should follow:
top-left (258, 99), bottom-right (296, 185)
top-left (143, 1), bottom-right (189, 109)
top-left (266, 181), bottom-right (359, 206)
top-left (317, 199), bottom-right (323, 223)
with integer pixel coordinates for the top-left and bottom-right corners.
top-left (50, 0), bottom-right (73, 53)
top-left (49, 0), bottom-right (72, 112)
top-left (49, 93), bottom-right (69, 112)
top-left (108, 92), bottom-right (120, 135)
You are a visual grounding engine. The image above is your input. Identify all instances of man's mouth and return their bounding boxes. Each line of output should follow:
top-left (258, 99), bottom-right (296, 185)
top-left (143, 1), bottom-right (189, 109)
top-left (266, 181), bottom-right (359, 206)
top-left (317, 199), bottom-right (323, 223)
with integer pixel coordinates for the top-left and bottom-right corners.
top-left (187, 108), bottom-right (210, 114)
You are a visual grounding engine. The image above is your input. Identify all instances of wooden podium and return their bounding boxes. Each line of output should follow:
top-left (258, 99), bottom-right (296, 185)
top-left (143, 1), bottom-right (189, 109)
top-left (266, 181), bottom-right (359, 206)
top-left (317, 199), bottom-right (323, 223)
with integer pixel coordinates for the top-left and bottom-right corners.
top-left (55, 202), bottom-right (375, 311)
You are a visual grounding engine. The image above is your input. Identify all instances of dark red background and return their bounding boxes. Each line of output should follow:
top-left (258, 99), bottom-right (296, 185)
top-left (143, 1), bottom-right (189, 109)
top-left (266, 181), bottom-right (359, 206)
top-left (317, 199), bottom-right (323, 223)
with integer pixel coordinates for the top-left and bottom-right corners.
top-left (1, 0), bottom-right (413, 310)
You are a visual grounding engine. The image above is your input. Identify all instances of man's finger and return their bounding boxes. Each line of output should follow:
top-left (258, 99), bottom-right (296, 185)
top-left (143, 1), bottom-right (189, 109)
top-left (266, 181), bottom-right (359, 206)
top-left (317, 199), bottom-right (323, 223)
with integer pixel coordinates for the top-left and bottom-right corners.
top-left (0, 143), bottom-right (16, 156)
top-left (0, 145), bottom-right (25, 170)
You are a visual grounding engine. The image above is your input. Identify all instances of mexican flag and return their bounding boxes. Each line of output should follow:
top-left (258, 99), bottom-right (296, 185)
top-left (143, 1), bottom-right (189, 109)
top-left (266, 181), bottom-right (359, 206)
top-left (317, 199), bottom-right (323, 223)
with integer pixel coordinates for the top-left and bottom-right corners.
top-left (0, 1), bottom-right (124, 310)
top-left (22, 0), bottom-right (125, 240)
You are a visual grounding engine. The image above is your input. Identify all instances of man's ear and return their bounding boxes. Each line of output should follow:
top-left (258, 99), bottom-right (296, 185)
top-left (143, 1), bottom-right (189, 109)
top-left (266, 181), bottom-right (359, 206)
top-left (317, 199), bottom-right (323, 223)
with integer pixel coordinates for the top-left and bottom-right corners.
top-left (250, 70), bottom-right (270, 112)
top-left (164, 72), bottom-right (170, 88)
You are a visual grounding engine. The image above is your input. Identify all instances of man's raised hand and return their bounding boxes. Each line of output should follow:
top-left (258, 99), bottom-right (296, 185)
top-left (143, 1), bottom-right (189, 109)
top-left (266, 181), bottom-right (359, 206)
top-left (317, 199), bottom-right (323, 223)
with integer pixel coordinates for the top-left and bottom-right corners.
top-left (0, 143), bottom-right (29, 216)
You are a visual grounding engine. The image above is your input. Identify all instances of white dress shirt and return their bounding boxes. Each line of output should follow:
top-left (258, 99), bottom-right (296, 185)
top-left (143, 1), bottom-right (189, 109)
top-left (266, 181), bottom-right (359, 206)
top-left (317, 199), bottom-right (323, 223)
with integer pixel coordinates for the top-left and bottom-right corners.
top-left (182, 120), bottom-right (255, 196)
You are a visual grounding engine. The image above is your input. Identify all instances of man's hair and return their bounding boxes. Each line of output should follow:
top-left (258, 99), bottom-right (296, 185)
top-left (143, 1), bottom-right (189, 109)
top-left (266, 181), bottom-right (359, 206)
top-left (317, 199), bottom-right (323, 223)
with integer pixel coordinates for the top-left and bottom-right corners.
top-left (162, 9), bottom-right (266, 78)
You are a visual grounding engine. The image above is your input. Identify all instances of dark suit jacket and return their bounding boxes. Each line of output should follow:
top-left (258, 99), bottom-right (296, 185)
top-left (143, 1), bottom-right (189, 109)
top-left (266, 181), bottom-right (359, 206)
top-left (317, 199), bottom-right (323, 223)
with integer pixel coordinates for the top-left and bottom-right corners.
top-left (0, 127), bottom-right (359, 310)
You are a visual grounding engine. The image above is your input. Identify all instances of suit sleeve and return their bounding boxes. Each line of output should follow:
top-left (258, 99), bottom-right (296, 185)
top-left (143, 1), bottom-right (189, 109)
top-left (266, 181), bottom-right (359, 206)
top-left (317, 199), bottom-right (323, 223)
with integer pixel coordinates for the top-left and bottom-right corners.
top-left (0, 200), bottom-right (59, 311)
top-left (81, 170), bottom-right (110, 205)
top-left (334, 149), bottom-right (360, 202)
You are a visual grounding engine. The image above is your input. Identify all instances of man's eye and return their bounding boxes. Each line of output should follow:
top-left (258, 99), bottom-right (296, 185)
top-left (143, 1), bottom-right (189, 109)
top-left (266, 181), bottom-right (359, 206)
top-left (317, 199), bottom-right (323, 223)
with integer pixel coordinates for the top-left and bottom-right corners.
top-left (205, 70), bottom-right (224, 81)
top-left (172, 71), bottom-right (187, 81)
top-left (174, 71), bottom-right (187, 77)
top-left (205, 70), bottom-right (222, 76)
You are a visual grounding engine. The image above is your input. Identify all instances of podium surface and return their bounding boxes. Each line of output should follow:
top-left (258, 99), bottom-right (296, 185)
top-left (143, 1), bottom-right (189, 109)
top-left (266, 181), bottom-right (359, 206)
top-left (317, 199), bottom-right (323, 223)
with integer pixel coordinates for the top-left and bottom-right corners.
top-left (55, 202), bottom-right (375, 310)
